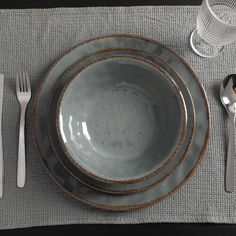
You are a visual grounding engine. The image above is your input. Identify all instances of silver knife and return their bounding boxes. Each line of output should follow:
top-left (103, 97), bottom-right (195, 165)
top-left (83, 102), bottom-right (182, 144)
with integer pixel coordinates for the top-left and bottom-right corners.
top-left (0, 74), bottom-right (4, 198)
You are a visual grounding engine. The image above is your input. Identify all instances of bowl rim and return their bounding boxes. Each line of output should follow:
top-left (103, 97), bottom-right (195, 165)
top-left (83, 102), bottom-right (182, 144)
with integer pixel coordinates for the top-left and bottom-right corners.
top-left (54, 54), bottom-right (188, 184)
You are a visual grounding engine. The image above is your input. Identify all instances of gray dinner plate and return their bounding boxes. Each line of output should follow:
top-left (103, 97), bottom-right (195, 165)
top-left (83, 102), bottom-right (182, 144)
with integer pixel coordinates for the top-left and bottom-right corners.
top-left (48, 48), bottom-right (195, 194)
top-left (33, 34), bottom-right (210, 210)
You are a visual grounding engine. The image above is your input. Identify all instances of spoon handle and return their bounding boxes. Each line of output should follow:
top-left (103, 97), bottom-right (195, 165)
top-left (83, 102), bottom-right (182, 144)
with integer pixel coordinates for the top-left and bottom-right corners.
top-left (226, 114), bottom-right (236, 192)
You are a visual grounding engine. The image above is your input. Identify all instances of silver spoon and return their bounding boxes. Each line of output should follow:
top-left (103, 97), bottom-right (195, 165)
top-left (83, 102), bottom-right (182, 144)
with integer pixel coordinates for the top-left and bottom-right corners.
top-left (220, 74), bottom-right (236, 192)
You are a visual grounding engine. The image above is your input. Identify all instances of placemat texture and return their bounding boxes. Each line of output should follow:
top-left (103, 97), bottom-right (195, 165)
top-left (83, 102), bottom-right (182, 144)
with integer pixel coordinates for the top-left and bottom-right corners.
top-left (0, 6), bottom-right (236, 229)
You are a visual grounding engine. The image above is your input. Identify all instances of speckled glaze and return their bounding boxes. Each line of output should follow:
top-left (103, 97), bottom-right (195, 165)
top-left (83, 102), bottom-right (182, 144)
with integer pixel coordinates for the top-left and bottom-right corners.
top-left (48, 48), bottom-right (195, 194)
top-left (33, 34), bottom-right (210, 210)
top-left (56, 55), bottom-right (187, 183)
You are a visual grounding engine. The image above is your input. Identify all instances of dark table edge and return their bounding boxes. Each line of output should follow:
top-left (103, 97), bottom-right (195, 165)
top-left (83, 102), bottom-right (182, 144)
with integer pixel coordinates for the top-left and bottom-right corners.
top-left (2, 223), bottom-right (236, 236)
top-left (0, 0), bottom-right (202, 9)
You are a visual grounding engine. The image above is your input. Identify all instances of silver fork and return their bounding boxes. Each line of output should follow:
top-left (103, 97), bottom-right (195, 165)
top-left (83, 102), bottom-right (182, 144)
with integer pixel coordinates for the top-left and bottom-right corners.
top-left (16, 72), bottom-right (31, 188)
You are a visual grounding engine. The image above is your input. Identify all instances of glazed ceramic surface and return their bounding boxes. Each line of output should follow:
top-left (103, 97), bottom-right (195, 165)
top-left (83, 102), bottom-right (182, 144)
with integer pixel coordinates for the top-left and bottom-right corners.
top-left (48, 48), bottom-right (195, 194)
top-left (33, 35), bottom-right (210, 210)
top-left (57, 55), bottom-right (187, 183)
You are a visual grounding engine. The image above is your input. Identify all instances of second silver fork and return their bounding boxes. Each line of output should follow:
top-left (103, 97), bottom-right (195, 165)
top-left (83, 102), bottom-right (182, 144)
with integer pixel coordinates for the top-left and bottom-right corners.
top-left (16, 72), bottom-right (31, 188)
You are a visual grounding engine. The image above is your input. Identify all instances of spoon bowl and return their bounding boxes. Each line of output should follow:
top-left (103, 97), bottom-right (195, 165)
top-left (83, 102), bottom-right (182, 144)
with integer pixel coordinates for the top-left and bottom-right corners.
top-left (220, 74), bottom-right (236, 114)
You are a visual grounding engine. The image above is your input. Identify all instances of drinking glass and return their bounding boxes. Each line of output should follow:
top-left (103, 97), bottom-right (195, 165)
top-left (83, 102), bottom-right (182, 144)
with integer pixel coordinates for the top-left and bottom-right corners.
top-left (190, 0), bottom-right (236, 58)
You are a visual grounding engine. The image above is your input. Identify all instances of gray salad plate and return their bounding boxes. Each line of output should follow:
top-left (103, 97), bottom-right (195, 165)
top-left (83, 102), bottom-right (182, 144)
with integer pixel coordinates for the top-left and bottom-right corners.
top-left (56, 55), bottom-right (187, 184)
top-left (48, 48), bottom-right (195, 194)
top-left (33, 34), bottom-right (210, 210)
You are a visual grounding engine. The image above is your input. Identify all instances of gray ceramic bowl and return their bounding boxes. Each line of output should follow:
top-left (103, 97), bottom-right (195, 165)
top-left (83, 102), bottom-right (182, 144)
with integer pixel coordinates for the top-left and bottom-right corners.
top-left (56, 55), bottom-right (187, 183)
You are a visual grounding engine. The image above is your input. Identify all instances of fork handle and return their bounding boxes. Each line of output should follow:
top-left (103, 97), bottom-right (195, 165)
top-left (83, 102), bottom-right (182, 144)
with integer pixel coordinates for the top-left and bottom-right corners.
top-left (226, 114), bottom-right (236, 192)
top-left (17, 105), bottom-right (26, 188)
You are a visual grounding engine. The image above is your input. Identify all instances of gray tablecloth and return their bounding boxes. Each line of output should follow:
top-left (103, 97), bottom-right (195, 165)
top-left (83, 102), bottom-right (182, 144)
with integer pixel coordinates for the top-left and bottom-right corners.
top-left (0, 6), bottom-right (236, 229)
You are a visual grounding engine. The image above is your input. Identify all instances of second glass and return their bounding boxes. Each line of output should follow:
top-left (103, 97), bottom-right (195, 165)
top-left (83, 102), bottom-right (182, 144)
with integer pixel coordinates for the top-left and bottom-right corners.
top-left (190, 0), bottom-right (236, 58)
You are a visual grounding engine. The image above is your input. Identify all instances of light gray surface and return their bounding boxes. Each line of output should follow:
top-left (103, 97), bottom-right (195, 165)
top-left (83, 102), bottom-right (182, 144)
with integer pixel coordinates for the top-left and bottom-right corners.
top-left (0, 6), bottom-right (235, 229)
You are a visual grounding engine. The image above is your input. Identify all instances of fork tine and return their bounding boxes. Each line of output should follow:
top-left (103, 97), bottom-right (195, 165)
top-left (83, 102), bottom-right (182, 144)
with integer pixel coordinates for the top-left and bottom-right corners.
top-left (16, 73), bottom-right (20, 92)
top-left (19, 72), bottom-right (24, 92)
top-left (25, 71), bottom-right (31, 93)
top-left (22, 72), bottom-right (26, 92)
top-left (21, 72), bottom-right (25, 92)
top-left (18, 72), bottom-right (23, 92)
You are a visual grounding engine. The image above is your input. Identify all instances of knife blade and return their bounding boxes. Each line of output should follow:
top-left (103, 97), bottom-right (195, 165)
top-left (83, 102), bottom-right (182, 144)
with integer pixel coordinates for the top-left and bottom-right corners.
top-left (0, 74), bottom-right (4, 198)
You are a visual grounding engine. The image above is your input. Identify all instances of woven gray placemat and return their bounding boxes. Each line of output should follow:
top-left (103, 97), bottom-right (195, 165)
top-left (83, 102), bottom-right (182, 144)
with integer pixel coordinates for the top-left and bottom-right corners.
top-left (0, 6), bottom-right (236, 229)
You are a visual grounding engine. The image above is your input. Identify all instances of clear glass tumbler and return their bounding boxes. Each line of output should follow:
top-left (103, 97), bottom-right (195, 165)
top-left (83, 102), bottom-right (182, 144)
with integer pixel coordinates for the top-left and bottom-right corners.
top-left (190, 0), bottom-right (236, 58)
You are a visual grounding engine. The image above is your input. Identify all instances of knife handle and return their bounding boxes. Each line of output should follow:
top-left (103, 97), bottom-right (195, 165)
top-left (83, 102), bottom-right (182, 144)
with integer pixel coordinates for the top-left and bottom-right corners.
top-left (0, 155), bottom-right (3, 198)
top-left (0, 75), bottom-right (4, 198)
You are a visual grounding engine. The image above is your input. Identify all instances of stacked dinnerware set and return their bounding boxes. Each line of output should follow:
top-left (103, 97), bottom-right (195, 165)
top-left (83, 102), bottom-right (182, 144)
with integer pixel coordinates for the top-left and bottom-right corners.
top-left (33, 34), bottom-right (210, 210)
